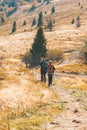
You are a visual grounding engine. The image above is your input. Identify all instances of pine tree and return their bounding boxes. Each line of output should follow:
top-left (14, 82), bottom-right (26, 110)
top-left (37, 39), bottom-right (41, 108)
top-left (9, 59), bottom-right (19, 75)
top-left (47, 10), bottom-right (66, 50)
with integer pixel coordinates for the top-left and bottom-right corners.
top-left (12, 21), bottom-right (16, 33)
top-left (71, 18), bottom-right (75, 24)
top-left (30, 27), bottom-right (47, 65)
top-left (37, 11), bottom-right (43, 27)
top-left (78, 2), bottom-right (80, 6)
top-left (32, 17), bottom-right (36, 26)
top-left (47, 20), bottom-right (53, 31)
top-left (51, 6), bottom-right (55, 14)
top-left (76, 16), bottom-right (80, 28)
top-left (23, 20), bottom-right (26, 26)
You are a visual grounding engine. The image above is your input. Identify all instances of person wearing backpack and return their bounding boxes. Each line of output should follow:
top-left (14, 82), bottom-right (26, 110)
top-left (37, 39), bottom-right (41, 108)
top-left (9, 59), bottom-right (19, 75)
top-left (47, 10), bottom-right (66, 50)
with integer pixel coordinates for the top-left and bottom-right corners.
top-left (40, 59), bottom-right (47, 82)
top-left (47, 60), bottom-right (55, 86)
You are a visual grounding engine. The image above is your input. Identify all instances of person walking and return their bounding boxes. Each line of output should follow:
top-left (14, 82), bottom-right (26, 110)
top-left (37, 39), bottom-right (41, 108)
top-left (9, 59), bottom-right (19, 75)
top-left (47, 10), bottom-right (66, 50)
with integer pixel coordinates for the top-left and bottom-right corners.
top-left (40, 59), bottom-right (47, 82)
top-left (47, 60), bottom-right (55, 86)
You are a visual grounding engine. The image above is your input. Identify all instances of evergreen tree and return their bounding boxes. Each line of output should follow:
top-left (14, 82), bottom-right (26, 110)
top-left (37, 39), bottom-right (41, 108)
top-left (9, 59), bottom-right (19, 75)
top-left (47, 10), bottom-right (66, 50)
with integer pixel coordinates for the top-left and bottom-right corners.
top-left (12, 21), bottom-right (16, 33)
top-left (37, 11), bottom-right (43, 27)
top-left (30, 27), bottom-right (47, 65)
top-left (47, 20), bottom-right (53, 31)
top-left (0, 15), bottom-right (5, 24)
top-left (80, 6), bottom-right (83, 9)
top-left (51, 6), bottom-right (55, 14)
top-left (71, 18), bottom-right (75, 24)
top-left (23, 20), bottom-right (26, 26)
top-left (78, 2), bottom-right (80, 6)
top-left (32, 17), bottom-right (36, 26)
top-left (76, 16), bottom-right (80, 28)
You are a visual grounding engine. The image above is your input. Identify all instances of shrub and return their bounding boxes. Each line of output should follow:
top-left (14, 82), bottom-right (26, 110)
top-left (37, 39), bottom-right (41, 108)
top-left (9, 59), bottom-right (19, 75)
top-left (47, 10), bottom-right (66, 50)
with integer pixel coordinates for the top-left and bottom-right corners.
top-left (23, 49), bottom-right (63, 67)
top-left (83, 40), bottom-right (87, 64)
top-left (80, 6), bottom-right (83, 9)
top-left (22, 51), bottom-right (31, 67)
top-left (44, 11), bottom-right (47, 14)
top-left (46, 49), bottom-right (63, 62)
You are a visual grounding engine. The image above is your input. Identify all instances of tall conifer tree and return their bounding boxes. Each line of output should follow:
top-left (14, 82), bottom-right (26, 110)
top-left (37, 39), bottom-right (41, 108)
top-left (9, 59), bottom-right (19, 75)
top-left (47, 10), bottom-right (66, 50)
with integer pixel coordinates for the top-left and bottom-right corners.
top-left (12, 21), bottom-right (16, 33)
top-left (30, 27), bottom-right (47, 65)
top-left (37, 11), bottom-right (43, 27)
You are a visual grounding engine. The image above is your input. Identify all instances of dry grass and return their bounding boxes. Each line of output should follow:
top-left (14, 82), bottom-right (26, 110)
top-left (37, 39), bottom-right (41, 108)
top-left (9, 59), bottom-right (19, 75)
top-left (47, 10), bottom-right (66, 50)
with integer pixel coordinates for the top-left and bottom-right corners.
top-left (2, 98), bottom-right (62, 130)
top-left (46, 49), bottom-right (63, 62)
top-left (0, 64), bottom-right (62, 130)
top-left (0, 68), bottom-right (5, 80)
top-left (57, 63), bottom-right (87, 74)
top-left (0, 0), bottom-right (87, 129)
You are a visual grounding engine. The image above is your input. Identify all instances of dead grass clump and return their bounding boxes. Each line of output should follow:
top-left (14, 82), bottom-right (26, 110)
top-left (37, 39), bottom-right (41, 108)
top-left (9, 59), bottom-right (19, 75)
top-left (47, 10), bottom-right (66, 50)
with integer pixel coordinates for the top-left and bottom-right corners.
top-left (46, 49), bottom-right (63, 62)
top-left (22, 50), bottom-right (31, 67)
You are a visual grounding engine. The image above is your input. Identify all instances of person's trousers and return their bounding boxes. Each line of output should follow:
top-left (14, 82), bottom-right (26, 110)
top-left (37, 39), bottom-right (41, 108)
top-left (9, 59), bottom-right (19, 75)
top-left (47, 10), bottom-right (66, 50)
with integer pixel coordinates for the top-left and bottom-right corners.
top-left (41, 72), bottom-right (46, 82)
top-left (48, 74), bottom-right (53, 86)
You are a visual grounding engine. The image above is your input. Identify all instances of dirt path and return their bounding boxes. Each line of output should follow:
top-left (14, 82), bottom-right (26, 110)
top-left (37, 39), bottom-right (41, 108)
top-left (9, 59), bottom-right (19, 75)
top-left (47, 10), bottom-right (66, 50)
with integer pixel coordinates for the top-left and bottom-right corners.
top-left (45, 83), bottom-right (87, 130)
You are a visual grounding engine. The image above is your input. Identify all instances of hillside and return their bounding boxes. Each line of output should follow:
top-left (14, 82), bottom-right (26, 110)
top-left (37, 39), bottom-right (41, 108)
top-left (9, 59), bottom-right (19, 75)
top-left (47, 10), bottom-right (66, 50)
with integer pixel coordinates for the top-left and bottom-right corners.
top-left (0, 0), bottom-right (87, 130)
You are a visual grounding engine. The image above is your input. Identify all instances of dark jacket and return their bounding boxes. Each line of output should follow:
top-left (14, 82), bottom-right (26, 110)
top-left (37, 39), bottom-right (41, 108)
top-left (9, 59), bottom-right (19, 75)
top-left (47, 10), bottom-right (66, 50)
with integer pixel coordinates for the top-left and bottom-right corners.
top-left (40, 61), bottom-right (47, 73)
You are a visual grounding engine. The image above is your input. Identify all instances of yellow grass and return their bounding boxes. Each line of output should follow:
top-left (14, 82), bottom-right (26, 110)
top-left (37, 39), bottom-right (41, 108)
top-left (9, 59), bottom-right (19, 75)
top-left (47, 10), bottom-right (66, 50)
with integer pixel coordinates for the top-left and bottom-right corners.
top-left (71, 83), bottom-right (87, 90)
top-left (0, 0), bottom-right (87, 129)
top-left (57, 63), bottom-right (87, 74)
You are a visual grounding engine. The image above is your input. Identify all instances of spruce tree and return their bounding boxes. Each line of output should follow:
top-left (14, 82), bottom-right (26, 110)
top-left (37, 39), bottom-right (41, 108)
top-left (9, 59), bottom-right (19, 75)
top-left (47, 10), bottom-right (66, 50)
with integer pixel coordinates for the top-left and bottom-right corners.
top-left (71, 18), bottom-right (75, 24)
top-left (76, 16), bottom-right (80, 28)
top-left (37, 11), bottom-right (43, 27)
top-left (51, 6), bottom-right (55, 14)
top-left (32, 17), bottom-right (36, 26)
top-left (23, 20), bottom-right (26, 26)
top-left (47, 20), bottom-right (53, 31)
top-left (30, 27), bottom-right (47, 65)
top-left (12, 21), bottom-right (16, 33)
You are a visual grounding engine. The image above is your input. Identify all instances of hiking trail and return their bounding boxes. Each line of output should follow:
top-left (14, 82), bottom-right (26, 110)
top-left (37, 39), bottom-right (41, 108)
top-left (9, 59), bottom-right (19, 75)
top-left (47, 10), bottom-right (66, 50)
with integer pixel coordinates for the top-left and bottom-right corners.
top-left (44, 82), bottom-right (87, 130)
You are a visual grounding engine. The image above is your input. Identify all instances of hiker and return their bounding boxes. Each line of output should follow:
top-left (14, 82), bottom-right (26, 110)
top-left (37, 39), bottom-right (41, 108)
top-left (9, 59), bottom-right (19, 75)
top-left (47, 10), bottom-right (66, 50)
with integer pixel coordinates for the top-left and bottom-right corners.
top-left (47, 60), bottom-right (55, 86)
top-left (40, 59), bottom-right (47, 82)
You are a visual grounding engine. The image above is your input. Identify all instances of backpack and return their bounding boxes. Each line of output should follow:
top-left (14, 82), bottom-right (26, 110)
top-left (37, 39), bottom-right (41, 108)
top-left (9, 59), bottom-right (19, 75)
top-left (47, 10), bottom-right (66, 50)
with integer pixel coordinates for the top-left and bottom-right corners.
top-left (48, 64), bottom-right (55, 74)
top-left (40, 61), bottom-right (47, 73)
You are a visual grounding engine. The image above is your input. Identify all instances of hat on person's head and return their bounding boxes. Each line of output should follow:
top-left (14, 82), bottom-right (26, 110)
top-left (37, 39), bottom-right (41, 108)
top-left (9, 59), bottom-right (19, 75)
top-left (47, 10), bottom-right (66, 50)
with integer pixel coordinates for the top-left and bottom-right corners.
top-left (49, 60), bottom-right (52, 63)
